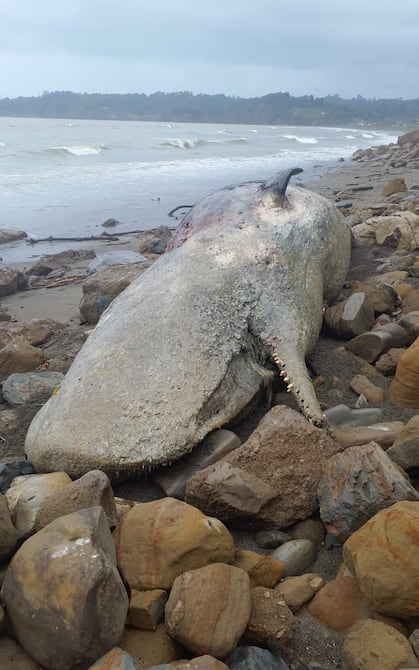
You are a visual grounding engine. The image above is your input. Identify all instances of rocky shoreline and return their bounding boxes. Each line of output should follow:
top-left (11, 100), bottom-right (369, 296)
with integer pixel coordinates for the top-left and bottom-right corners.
top-left (0, 131), bottom-right (419, 668)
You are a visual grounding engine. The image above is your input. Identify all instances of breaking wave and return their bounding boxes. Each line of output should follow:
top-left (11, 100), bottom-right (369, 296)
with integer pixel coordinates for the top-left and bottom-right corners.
top-left (281, 134), bottom-right (318, 144)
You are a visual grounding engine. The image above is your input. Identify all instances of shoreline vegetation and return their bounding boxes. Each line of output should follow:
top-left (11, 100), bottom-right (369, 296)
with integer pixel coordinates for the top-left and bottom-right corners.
top-left (0, 90), bottom-right (419, 127)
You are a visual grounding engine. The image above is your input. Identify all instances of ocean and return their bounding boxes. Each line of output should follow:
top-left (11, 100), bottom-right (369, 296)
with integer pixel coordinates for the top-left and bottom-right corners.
top-left (0, 117), bottom-right (397, 264)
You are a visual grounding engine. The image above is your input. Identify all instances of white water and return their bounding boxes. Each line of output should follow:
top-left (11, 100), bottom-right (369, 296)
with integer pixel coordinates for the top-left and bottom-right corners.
top-left (0, 118), bottom-right (396, 263)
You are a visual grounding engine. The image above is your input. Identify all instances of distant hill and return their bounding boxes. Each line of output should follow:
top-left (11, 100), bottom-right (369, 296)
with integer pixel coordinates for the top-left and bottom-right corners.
top-left (0, 90), bottom-right (418, 127)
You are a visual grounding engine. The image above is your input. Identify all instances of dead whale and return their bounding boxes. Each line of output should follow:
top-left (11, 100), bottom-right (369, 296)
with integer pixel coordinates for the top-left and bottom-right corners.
top-left (25, 168), bottom-right (351, 479)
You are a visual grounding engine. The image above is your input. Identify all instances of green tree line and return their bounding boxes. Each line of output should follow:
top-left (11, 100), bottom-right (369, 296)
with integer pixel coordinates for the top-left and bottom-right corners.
top-left (0, 90), bottom-right (418, 127)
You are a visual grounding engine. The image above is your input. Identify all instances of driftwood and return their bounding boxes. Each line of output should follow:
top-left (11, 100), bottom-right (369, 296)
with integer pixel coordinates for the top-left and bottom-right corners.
top-left (26, 230), bottom-right (145, 244)
top-left (167, 205), bottom-right (193, 219)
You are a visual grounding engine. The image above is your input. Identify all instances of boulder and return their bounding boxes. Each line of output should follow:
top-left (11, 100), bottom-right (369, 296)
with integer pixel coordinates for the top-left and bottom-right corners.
top-left (34, 469), bottom-right (117, 531)
top-left (185, 406), bottom-right (342, 529)
top-left (343, 501), bottom-right (419, 618)
top-left (5, 471), bottom-right (72, 536)
top-left (306, 575), bottom-right (365, 632)
top-left (232, 549), bottom-right (284, 588)
top-left (0, 268), bottom-right (20, 296)
top-left (2, 371), bottom-right (64, 406)
top-left (80, 263), bottom-right (150, 324)
top-left (137, 226), bottom-right (173, 255)
top-left (0, 318), bottom-right (63, 349)
top-left (127, 589), bottom-right (168, 630)
top-left (0, 637), bottom-right (41, 669)
top-left (1, 507), bottom-right (129, 670)
top-left (342, 619), bottom-right (419, 670)
top-left (318, 442), bottom-right (419, 541)
top-left (0, 338), bottom-right (45, 381)
top-left (349, 374), bottom-right (385, 405)
top-left (382, 177), bottom-right (407, 196)
top-left (275, 573), bottom-right (324, 613)
top-left (28, 249), bottom-right (95, 276)
top-left (390, 337), bottom-right (419, 408)
top-left (331, 422), bottom-right (403, 449)
top-left (0, 493), bottom-right (19, 561)
top-left (244, 586), bottom-right (294, 645)
top-left (120, 625), bottom-right (184, 668)
top-left (345, 322), bottom-right (411, 363)
top-left (114, 498), bottom-right (235, 591)
top-left (0, 228), bottom-right (27, 244)
top-left (165, 563), bottom-right (251, 658)
top-left (323, 292), bottom-right (375, 339)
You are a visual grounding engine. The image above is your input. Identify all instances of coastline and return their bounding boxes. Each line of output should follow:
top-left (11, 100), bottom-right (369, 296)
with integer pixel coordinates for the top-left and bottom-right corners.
top-left (2, 146), bottom-right (419, 324)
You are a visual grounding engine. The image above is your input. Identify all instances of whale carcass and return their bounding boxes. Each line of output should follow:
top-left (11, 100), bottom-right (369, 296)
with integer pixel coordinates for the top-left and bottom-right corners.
top-left (25, 168), bottom-right (351, 479)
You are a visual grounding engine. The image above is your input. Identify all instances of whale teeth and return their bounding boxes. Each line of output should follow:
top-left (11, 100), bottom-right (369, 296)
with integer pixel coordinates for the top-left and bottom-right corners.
top-left (287, 383), bottom-right (294, 392)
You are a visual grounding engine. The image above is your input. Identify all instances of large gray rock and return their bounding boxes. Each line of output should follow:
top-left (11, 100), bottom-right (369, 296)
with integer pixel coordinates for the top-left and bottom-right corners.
top-left (2, 371), bottom-right (64, 406)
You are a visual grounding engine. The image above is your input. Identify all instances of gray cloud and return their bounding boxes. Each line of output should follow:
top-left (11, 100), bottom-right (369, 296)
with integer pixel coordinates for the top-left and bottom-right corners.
top-left (1, 0), bottom-right (418, 99)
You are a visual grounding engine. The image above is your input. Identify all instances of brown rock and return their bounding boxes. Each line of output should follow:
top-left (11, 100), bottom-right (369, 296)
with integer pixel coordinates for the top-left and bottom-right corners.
top-left (375, 347), bottom-right (405, 375)
top-left (0, 493), bottom-right (19, 562)
top-left (345, 322), bottom-right (411, 363)
top-left (35, 469), bottom-right (117, 530)
top-left (306, 576), bottom-right (365, 632)
top-left (342, 619), bottom-right (419, 670)
top-left (323, 293), bottom-right (375, 339)
top-left (275, 573), bottom-right (324, 612)
top-left (0, 318), bottom-right (63, 349)
top-left (318, 443), bottom-right (419, 541)
top-left (0, 268), bottom-right (19, 296)
top-left (80, 263), bottom-right (150, 324)
top-left (401, 288), bottom-right (419, 313)
top-left (1, 507), bottom-right (129, 670)
top-left (114, 498), bottom-right (235, 591)
top-left (349, 374), bottom-right (385, 404)
top-left (165, 563), bottom-right (251, 658)
top-left (120, 624), bottom-right (184, 667)
top-left (185, 406), bottom-right (342, 529)
top-left (127, 589), bottom-right (168, 630)
top-left (390, 337), bottom-right (419, 408)
top-left (0, 637), bottom-right (41, 669)
top-left (0, 338), bottom-right (45, 381)
top-left (382, 177), bottom-right (407, 196)
top-left (244, 586), bottom-right (294, 645)
top-left (343, 501), bottom-right (419, 618)
top-left (6, 471), bottom-right (72, 536)
top-left (331, 422), bottom-right (403, 449)
top-left (232, 549), bottom-right (284, 587)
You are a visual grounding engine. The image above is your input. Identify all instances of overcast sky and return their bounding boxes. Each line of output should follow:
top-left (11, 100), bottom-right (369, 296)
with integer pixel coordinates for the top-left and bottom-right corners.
top-left (1, 0), bottom-right (418, 100)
